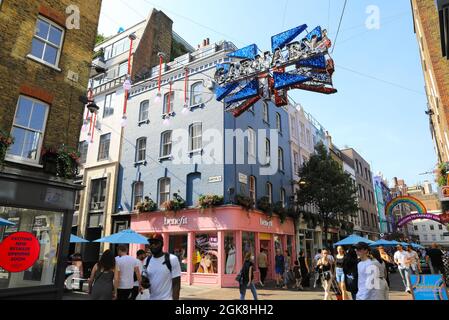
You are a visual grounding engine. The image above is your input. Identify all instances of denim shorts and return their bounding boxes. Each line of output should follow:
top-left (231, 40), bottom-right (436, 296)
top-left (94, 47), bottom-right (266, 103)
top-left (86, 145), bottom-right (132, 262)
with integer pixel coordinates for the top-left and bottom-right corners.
top-left (275, 267), bottom-right (284, 275)
top-left (335, 267), bottom-right (345, 283)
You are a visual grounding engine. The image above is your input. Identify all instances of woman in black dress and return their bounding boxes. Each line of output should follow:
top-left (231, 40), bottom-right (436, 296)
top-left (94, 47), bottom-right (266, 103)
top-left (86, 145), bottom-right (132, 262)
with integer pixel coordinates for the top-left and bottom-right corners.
top-left (297, 251), bottom-right (310, 288)
top-left (343, 247), bottom-right (359, 300)
top-left (88, 250), bottom-right (119, 300)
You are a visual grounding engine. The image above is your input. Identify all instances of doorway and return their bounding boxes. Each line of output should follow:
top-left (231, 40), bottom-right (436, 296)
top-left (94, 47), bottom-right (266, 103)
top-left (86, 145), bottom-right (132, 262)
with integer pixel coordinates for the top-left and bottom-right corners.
top-left (260, 238), bottom-right (272, 281)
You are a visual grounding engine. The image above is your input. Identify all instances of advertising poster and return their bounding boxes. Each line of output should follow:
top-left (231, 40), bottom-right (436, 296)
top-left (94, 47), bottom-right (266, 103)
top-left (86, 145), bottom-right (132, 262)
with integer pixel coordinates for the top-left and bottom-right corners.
top-left (410, 275), bottom-right (449, 300)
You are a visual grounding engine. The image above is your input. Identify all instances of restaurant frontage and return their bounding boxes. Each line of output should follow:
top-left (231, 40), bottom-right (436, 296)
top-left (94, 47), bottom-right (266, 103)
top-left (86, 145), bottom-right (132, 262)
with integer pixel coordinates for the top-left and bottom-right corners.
top-left (130, 206), bottom-right (295, 288)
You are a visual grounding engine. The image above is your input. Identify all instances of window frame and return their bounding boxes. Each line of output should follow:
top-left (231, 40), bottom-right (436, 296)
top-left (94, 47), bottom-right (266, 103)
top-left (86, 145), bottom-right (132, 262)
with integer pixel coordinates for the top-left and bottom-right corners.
top-left (189, 122), bottom-right (203, 153)
top-left (266, 182), bottom-right (273, 204)
top-left (248, 127), bottom-right (256, 160)
top-left (28, 16), bottom-right (65, 69)
top-left (78, 140), bottom-right (89, 165)
top-left (262, 102), bottom-right (269, 123)
top-left (190, 82), bottom-right (203, 106)
top-left (280, 188), bottom-right (286, 208)
top-left (139, 100), bottom-right (150, 124)
top-left (163, 91), bottom-right (175, 115)
top-left (97, 133), bottom-right (111, 161)
top-left (6, 95), bottom-right (50, 166)
top-left (249, 176), bottom-right (256, 204)
top-left (135, 137), bottom-right (147, 163)
top-left (158, 177), bottom-right (171, 206)
top-left (276, 113), bottom-right (282, 133)
top-left (133, 181), bottom-right (144, 208)
top-left (278, 147), bottom-right (284, 172)
top-left (103, 92), bottom-right (115, 118)
top-left (160, 130), bottom-right (173, 158)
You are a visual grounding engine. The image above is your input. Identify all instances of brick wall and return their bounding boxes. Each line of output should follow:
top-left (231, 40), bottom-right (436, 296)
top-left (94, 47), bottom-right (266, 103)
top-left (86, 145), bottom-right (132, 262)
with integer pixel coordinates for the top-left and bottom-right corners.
top-left (0, 0), bottom-right (101, 155)
top-left (132, 9), bottom-right (173, 80)
top-left (412, 0), bottom-right (449, 163)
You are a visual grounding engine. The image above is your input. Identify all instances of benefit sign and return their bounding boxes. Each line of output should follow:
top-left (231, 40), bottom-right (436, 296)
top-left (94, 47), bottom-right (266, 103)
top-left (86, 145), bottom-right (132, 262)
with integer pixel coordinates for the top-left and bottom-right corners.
top-left (0, 232), bottom-right (40, 273)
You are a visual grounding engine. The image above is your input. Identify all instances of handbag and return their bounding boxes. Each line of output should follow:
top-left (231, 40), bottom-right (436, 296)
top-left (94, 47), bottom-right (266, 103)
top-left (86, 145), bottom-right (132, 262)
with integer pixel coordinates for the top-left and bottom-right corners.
top-left (235, 270), bottom-right (243, 284)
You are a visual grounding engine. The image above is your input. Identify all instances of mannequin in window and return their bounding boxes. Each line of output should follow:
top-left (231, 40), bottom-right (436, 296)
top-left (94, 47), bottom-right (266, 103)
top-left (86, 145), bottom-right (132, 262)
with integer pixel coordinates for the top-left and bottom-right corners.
top-left (226, 245), bottom-right (236, 274)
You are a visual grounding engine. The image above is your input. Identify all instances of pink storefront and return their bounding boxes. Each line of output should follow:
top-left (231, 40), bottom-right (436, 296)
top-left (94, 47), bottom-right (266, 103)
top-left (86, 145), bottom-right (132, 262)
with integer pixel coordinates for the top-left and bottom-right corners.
top-left (130, 206), bottom-right (296, 288)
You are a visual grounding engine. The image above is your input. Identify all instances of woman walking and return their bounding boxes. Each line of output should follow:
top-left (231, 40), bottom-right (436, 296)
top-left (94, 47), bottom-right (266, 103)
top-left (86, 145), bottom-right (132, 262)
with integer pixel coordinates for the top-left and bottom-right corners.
top-left (343, 247), bottom-right (359, 300)
top-left (378, 246), bottom-right (393, 287)
top-left (88, 250), bottom-right (119, 300)
top-left (283, 250), bottom-right (292, 289)
top-left (274, 249), bottom-right (285, 288)
top-left (239, 252), bottom-right (258, 300)
top-left (335, 246), bottom-right (349, 300)
top-left (298, 251), bottom-right (310, 288)
top-left (372, 249), bottom-right (390, 300)
top-left (317, 249), bottom-right (334, 300)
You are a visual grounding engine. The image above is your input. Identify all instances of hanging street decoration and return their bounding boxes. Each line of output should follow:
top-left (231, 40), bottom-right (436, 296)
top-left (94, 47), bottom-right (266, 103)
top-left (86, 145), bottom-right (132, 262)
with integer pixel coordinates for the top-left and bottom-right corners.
top-left (214, 25), bottom-right (337, 117)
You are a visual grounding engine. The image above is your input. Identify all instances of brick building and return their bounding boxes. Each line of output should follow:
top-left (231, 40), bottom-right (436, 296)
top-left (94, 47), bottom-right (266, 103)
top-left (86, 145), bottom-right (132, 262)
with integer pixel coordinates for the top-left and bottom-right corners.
top-left (341, 148), bottom-right (380, 240)
top-left (0, 0), bottom-right (101, 299)
top-left (411, 0), bottom-right (449, 164)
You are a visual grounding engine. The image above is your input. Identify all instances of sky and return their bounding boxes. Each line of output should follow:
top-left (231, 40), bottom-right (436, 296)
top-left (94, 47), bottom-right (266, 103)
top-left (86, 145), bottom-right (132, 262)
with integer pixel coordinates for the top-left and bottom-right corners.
top-left (97, 0), bottom-right (436, 187)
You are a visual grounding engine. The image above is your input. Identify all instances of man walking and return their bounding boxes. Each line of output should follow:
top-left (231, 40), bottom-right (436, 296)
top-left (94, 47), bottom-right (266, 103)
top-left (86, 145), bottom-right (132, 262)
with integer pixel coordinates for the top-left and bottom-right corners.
top-left (145, 234), bottom-right (182, 300)
top-left (274, 249), bottom-right (285, 288)
top-left (407, 246), bottom-right (421, 275)
top-left (257, 249), bottom-right (268, 287)
top-left (115, 245), bottom-right (142, 300)
top-left (394, 244), bottom-right (412, 294)
top-left (130, 249), bottom-right (147, 300)
top-left (426, 243), bottom-right (445, 275)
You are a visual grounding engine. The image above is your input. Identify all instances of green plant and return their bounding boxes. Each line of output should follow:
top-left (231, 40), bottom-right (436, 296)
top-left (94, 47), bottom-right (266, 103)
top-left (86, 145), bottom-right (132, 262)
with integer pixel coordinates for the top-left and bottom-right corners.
top-left (0, 129), bottom-right (13, 166)
top-left (437, 162), bottom-right (449, 187)
top-left (198, 194), bottom-right (224, 209)
top-left (135, 196), bottom-right (157, 213)
top-left (257, 196), bottom-right (273, 217)
top-left (273, 202), bottom-right (287, 223)
top-left (55, 145), bottom-right (80, 179)
top-left (162, 193), bottom-right (187, 213)
top-left (235, 194), bottom-right (255, 211)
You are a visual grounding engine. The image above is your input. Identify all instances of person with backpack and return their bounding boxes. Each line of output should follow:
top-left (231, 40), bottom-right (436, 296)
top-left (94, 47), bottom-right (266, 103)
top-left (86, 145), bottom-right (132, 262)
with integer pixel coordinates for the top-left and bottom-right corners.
top-left (239, 252), bottom-right (258, 300)
top-left (145, 233), bottom-right (182, 300)
top-left (88, 250), bottom-right (119, 300)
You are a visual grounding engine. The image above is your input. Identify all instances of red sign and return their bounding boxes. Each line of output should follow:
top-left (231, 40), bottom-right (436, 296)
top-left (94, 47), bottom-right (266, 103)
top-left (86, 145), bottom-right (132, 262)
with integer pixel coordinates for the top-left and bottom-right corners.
top-left (0, 232), bottom-right (40, 273)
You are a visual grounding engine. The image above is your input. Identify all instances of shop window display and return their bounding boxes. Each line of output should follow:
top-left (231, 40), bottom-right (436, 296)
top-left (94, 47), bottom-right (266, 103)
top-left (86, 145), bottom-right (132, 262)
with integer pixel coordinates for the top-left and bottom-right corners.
top-left (224, 232), bottom-right (236, 274)
top-left (0, 207), bottom-right (64, 290)
top-left (242, 232), bottom-right (255, 262)
top-left (274, 235), bottom-right (283, 253)
top-left (169, 234), bottom-right (188, 272)
top-left (194, 234), bottom-right (218, 274)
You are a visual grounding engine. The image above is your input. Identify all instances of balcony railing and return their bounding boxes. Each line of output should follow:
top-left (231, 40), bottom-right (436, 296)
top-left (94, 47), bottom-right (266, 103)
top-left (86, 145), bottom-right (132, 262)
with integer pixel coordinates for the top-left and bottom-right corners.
top-left (93, 75), bottom-right (127, 95)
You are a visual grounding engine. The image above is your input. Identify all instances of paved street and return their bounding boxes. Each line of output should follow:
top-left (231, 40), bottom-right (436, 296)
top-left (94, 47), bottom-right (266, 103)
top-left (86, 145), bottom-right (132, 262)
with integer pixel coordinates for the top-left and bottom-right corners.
top-left (63, 272), bottom-right (411, 301)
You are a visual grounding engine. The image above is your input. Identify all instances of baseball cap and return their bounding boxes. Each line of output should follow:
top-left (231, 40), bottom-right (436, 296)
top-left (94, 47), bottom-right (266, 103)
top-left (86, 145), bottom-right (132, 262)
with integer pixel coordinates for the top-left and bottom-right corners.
top-left (354, 242), bottom-right (370, 250)
top-left (148, 233), bottom-right (164, 243)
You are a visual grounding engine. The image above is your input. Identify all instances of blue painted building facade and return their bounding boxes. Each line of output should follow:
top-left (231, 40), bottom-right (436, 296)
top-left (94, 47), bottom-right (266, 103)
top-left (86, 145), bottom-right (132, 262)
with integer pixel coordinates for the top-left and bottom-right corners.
top-left (117, 41), bottom-right (293, 213)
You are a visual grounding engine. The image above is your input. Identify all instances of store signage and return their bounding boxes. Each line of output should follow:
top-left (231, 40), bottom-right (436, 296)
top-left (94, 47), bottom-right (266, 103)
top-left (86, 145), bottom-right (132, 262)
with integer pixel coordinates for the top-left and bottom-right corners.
top-left (397, 213), bottom-right (441, 228)
top-left (0, 232), bottom-right (40, 273)
top-left (410, 275), bottom-right (448, 300)
top-left (208, 176), bottom-right (222, 183)
top-left (164, 216), bottom-right (188, 226)
top-left (238, 173), bottom-right (248, 185)
top-left (260, 218), bottom-right (273, 228)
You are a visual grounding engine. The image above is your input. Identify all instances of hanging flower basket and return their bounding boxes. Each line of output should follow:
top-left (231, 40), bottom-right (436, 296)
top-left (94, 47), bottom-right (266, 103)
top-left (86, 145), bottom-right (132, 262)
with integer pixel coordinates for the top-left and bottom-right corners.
top-left (235, 194), bottom-right (255, 211)
top-left (257, 196), bottom-right (273, 218)
top-left (198, 195), bottom-right (224, 209)
top-left (135, 196), bottom-right (158, 213)
top-left (161, 193), bottom-right (187, 214)
top-left (42, 145), bottom-right (80, 179)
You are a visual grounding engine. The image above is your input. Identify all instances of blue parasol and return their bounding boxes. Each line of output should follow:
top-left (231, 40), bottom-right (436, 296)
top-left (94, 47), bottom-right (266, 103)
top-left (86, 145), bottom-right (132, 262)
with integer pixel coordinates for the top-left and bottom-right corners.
top-left (333, 234), bottom-right (375, 247)
top-left (70, 234), bottom-right (90, 243)
top-left (93, 229), bottom-right (149, 244)
top-left (0, 217), bottom-right (15, 226)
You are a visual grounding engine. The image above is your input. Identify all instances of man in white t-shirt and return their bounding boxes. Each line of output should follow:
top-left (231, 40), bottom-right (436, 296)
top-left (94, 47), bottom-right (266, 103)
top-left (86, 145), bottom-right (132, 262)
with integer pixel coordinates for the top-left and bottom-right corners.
top-left (393, 245), bottom-right (412, 294)
top-left (115, 245), bottom-right (142, 300)
top-left (407, 246), bottom-right (421, 275)
top-left (146, 233), bottom-right (181, 300)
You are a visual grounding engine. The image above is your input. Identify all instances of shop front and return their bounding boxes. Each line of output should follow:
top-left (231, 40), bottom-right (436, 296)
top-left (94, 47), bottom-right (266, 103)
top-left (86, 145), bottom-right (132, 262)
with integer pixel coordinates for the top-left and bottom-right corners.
top-left (0, 168), bottom-right (78, 299)
top-left (130, 206), bottom-right (295, 288)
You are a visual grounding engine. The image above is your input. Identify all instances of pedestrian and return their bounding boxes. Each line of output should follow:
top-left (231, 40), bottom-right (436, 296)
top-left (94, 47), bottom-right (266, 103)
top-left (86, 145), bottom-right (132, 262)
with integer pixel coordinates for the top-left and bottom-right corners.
top-left (88, 250), bottom-right (119, 300)
top-left (317, 249), bottom-right (334, 300)
top-left (378, 246), bottom-right (393, 286)
top-left (274, 249), bottom-right (285, 288)
top-left (393, 244), bottom-right (412, 294)
top-left (426, 243), bottom-right (445, 275)
top-left (354, 242), bottom-right (388, 300)
top-left (282, 250), bottom-right (292, 289)
top-left (130, 249), bottom-right (147, 300)
top-left (343, 247), bottom-right (359, 300)
top-left (115, 245), bottom-right (142, 300)
top-left (407, 246), bottom-right (421, 275)
top-left (335, 246), bottom-right (349, 300)
top-left (297, 251), bottom-right (310, 288)
top-left (292, 260), bottom-right (303, 290)
top-left (257, 249), bottom-right (268, 287)
top-left (239, 252), bottom-right (258, 300)
top-left (145, 233), bottom-right (182, 300)
top-left (70, 253), bottom-right (84, 278)
top-left (313, 249), bottom-right (322, 288)
top-left (371, 249), bottom-right (390, 300)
